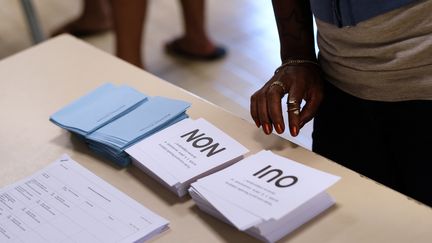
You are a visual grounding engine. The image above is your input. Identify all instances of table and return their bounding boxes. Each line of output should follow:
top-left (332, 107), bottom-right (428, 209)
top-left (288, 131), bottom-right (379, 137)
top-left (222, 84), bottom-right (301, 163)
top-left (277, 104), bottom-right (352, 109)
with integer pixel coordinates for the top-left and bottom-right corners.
top-left (1, 35), bottom-right (431, 243)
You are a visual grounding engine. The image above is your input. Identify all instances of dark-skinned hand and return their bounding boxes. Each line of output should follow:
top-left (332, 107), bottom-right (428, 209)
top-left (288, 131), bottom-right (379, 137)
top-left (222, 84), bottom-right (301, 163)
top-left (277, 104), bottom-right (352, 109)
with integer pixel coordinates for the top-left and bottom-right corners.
top-left (250, 64), bottom-right (324, 137)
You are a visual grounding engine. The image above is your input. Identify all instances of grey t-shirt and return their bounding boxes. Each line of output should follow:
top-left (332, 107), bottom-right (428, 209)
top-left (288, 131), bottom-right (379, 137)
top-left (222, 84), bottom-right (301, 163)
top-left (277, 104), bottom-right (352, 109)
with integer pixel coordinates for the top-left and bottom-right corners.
top-left (316, 0), bottom-right (432, 101)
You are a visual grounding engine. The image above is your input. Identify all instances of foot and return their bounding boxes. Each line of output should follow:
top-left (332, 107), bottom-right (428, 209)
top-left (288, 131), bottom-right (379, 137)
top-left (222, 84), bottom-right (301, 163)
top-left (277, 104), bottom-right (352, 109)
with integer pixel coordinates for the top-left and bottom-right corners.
top-left (165, 37), bottom-right (227, 61)
top-left (51, 15), bottom-right (113, 37)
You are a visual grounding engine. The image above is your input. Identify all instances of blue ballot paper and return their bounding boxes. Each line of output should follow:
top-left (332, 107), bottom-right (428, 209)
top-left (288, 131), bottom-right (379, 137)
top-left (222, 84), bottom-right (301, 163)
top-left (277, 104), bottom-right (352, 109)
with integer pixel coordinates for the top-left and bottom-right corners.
top-left (87, 113), bottom-right (188, 166)
top-left (87, 96), bottom-right (190, 149)
top-left (50, 83), bottom-right (191, 166)
top-left (50, 83), bottom-right (148, 136)
top-left (87, 96), bottom-right (190, 166)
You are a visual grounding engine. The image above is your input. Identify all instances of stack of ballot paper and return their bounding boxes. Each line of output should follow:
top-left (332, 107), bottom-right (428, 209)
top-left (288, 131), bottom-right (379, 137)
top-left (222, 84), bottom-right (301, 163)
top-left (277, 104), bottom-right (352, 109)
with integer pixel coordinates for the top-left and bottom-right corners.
top-left (189, 150), bottom-right (340, 243)
top-left (50, 83), bottom-right (190, 166)
top-left (126, 118), bottom-right (249, 197)
top-left (0, 154), bottom-right (169, 243)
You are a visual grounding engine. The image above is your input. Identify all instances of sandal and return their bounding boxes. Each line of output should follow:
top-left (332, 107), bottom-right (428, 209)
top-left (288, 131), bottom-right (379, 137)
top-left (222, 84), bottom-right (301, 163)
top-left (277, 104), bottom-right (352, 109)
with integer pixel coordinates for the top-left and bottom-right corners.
top-left (165, 39), bottom-right (227, 61)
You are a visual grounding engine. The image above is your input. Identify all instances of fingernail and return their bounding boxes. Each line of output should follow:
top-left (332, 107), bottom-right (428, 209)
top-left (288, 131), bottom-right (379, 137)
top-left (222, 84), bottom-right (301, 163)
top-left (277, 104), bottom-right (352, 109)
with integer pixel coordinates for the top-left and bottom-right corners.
top-left (255, 120), bottom-right (261, 127)
top-left (275, 123), bottom-right (283, 134)
top-left (263, 123), bottom-right (271, 135)
top-left (292, 126), bottom-right (298, 137)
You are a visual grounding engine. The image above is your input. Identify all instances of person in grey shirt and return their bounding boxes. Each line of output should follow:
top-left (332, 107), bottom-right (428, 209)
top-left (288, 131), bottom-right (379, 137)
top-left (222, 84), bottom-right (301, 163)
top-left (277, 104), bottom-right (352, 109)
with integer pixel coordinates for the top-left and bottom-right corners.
top-left (250, 0), bottom-right (431, 206)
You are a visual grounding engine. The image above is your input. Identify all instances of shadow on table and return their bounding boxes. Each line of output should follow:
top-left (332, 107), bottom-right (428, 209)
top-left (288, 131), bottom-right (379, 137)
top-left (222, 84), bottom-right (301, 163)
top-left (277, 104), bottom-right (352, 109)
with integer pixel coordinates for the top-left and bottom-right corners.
top-left (126, 165), bottom-right (190, 206)
top-left (189, 203), bottom-right (340, 243)
top-left (189, 205), bottom-right (261, 243)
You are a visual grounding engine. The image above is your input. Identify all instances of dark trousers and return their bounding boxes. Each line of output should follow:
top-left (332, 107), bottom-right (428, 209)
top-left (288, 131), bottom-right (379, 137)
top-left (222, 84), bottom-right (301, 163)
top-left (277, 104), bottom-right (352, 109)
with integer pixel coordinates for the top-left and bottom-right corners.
top-left (313, 82), bottom-right (432, 207)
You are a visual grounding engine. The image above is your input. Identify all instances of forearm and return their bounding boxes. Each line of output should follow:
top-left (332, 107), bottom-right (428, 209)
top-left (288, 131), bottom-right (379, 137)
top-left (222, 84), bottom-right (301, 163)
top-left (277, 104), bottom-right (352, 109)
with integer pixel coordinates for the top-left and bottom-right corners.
top-left (272, 0), bottom-right (316, 62)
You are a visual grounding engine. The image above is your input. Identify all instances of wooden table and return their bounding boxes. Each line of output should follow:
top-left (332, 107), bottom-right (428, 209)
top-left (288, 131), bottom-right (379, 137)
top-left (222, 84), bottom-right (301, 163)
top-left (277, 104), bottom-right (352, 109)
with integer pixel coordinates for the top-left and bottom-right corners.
top-left (1, 35), bottom-right (431, 243)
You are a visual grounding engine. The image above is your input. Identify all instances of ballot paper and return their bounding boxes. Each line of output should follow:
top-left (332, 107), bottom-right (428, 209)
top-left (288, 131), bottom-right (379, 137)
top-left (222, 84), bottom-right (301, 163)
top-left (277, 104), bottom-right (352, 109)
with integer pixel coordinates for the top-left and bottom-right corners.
top-left (50, 83), bottom-right (191, 166)
top-left (126, 118), bottom-right (249, 197)
top-left (0, 155), bottom-right (169, 243)
top-left (189, 150), bottom-right (340, 243)
top-left (50, 83), bottom-right (148, 137)
top-left (85, 96), bottom-right (190, 166)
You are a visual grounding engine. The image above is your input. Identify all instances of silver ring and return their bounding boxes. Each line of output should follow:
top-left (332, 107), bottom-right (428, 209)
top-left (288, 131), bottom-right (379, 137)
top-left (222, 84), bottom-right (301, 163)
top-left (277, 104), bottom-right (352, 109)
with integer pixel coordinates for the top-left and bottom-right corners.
top-left (287, 107), bottom-right (300, 115)
top-left (269, 80), bottom-right (287, 93)
top-left (287, 99), bottom-right (298, 105)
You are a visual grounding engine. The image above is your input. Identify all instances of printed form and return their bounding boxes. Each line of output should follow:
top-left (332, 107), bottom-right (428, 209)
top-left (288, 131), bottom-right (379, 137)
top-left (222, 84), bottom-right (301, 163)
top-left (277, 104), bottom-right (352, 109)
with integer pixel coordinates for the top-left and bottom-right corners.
top-left (0, 155), bottom-right (168, 243)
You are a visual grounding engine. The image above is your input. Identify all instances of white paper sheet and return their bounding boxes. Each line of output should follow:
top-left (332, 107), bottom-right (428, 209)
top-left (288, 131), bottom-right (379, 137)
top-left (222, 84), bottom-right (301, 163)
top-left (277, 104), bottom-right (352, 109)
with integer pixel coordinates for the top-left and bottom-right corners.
top-left (126, 118), bottom-right (249, 185)
top-left (0, 155), bottom-right (168, 243)
top-left (195, 150), bottom-right (340, 221)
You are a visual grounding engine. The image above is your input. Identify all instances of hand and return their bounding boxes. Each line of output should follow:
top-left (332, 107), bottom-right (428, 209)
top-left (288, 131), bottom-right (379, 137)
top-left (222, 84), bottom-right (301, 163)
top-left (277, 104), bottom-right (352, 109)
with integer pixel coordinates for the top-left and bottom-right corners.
top-left (250, 64), bottom-right (323, 137)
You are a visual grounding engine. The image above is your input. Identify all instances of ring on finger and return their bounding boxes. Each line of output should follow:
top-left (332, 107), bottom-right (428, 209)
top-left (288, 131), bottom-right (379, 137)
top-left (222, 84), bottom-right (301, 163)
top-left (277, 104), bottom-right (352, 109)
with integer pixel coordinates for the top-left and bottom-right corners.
top-left (287, 106), bottom-right (300, 115)
top-left (287, 99), bottom-right (299, 105)
top-left (269, 80), bottom-right (287, 93)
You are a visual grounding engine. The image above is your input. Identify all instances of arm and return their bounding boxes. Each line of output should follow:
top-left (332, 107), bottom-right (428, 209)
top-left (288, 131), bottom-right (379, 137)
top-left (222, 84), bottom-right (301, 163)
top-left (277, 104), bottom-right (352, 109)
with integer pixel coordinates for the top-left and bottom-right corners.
top-left (274, 0), bottom-right (316, 61)
top-left (250, 0), bottom-right (323, 137)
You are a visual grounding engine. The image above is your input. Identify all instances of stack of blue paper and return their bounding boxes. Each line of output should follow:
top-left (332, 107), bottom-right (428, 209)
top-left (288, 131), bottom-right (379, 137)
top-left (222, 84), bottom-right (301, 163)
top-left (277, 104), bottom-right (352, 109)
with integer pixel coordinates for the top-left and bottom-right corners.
top-left (50, 83), bottom-right (191, 166)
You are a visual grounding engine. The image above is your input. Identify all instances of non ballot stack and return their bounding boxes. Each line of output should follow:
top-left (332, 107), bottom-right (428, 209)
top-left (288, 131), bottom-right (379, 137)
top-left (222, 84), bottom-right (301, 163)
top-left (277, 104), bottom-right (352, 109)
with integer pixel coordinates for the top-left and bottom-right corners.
top-left (189, 150), bottom-right (340, 243)
top-left (50, 83), bottom-right (190, 166)
top-left (126, 118), bottom-right (249, 197)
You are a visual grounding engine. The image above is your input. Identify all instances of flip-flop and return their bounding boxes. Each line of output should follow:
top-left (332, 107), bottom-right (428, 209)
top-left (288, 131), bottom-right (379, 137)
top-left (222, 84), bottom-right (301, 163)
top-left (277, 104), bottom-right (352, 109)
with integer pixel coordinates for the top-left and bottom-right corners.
top-left (51, 21), bottom-right (112, 38)
top-left (165, 39), bottom-right (227, 61)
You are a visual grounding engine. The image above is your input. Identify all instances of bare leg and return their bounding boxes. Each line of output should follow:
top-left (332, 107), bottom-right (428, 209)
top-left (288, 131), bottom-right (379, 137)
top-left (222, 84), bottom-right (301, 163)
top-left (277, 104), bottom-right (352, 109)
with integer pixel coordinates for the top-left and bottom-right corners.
top-left (166, 0), bottom-right (226, 59)
top-left (51, 0), bottom-right (112, 37)
top-left (179, 0), bottom-right (215, 54)
top-left (110, 0), bottom-right (147, 69)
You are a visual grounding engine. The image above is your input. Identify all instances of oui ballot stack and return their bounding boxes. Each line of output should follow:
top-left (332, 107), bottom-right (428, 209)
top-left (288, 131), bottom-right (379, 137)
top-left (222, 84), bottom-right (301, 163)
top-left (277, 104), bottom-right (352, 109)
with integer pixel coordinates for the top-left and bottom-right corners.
top-left (126, 118), bottom-right (249, 197)
top-left (189, 150), bottom-right (340, 243)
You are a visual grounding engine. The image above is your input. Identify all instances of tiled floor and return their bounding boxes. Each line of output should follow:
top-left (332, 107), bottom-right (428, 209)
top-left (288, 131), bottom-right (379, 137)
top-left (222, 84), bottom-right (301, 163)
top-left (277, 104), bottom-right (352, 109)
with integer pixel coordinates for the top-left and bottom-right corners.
top-left (0, 0), bottom-right (313, 149)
